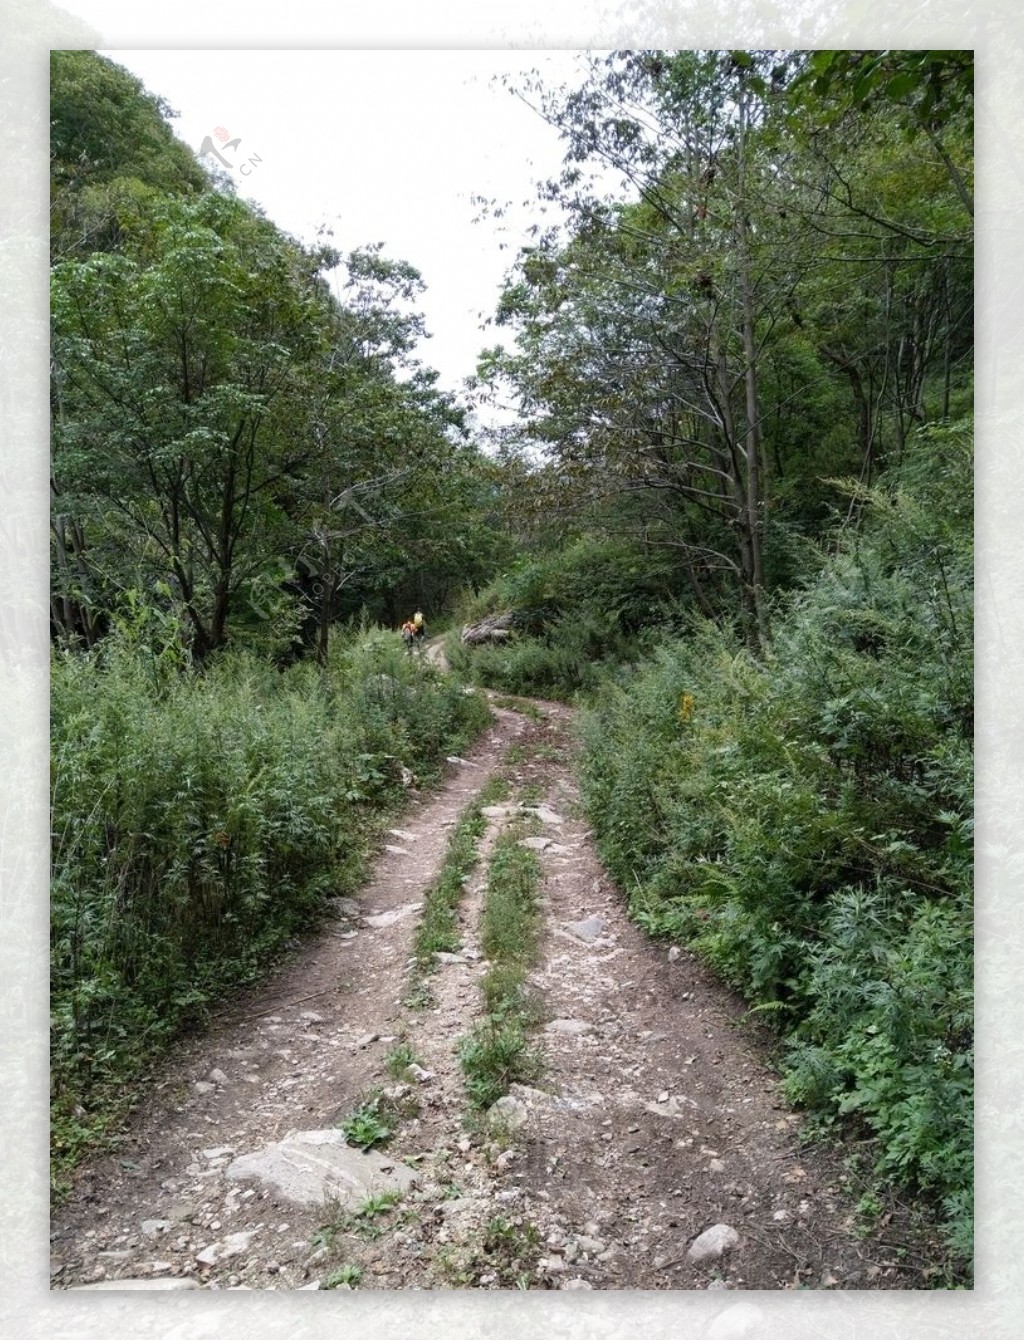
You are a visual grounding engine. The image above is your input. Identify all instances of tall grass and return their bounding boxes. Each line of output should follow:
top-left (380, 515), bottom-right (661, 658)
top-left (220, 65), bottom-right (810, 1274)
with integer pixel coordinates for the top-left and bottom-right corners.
top-left (50, 628), bottom-right (490, 1185)
top-left (446, 534), bottom-right (685, 701)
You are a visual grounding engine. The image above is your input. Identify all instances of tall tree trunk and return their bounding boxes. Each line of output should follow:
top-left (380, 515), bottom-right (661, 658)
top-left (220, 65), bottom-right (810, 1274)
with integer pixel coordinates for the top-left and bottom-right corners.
top-left (735, 79), bottom-right (769, 651)
top-left (315, 569), bottom-right (335, 666)
top-left (822, 347), bottom-right (874, 483)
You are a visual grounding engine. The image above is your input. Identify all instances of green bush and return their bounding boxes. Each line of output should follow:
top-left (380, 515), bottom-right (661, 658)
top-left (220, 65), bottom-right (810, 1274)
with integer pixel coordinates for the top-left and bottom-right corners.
top-left (448, 534), bottom-right (689, 700)
top-left (576, 423), bottom-right (973, 1268)
top-left (50, 627), bottom-right (490, 1182)
top-left (459, 534), bottom-right (682, 632)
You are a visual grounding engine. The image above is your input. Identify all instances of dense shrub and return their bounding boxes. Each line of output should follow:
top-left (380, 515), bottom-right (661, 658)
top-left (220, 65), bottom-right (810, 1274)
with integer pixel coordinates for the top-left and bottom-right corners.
top-left (447, 608), bottom-right (621, 700)
top-left (448, 535), bottom-right (685, 700)
top-left (50, 628), bottom-right (489, 1177)
top-left (576, 423), bottom-right (973, 1264)
top-left (459, 534), bottom-right (683, 633)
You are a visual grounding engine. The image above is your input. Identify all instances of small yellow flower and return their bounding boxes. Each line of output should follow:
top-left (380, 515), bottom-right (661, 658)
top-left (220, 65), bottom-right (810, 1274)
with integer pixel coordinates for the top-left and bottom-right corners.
top-left (677, 693), bottom-right (695, 722)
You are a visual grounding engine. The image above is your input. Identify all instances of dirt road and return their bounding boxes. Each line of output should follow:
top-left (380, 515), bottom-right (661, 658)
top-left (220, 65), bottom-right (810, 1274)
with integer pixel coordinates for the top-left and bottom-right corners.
top-left (50, 694), bottom-right (933, 1292)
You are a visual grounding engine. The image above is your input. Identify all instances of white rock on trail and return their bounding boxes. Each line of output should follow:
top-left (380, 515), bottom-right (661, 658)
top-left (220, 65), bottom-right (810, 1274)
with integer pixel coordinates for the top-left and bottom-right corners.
top-left (645, 1095), bottom-right (698, 1119)
top-left (225, 1129), bottom-right (418, 1208)
top-left (195, 1229), bottom-right (260, 1266)
top-left (525, 805), bottom-right (565, 826)
top-left (362, 903), bottom-right (422, 929)
top-left (686, 1223), bottom-right (741, 1263)
top-left (487, 1095), bottom-right (530, 1131)
top-left (565, 916), bottom-right (607, 945)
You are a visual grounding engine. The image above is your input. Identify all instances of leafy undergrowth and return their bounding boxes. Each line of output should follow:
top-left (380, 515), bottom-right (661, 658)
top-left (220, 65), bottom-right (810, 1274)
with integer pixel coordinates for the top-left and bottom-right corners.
top-left (337, 1088), bottom-right (418, 1151)
top-left (50, 628), bottom-right (491, 1197)
top-left (315, 1189), bottom-right (408, 1286)
top-left (577, 424), bottom-right (974, 1280)
top-left (436, 1214), bottom-right (542, 1289)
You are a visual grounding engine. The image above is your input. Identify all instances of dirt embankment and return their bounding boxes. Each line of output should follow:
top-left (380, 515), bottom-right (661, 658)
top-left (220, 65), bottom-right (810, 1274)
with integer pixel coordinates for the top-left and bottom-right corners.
top-left (50, 694), bottom-right (937, 1293)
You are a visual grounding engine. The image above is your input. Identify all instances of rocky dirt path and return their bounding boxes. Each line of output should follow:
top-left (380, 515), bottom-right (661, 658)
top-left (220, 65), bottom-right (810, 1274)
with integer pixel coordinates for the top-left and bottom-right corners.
top-left (50, 692), bottom-right (930, 1293)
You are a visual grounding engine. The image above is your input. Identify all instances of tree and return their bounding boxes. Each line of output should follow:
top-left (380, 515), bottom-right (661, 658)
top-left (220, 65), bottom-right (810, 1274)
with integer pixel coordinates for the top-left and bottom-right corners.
top-left (50, 50), bottom-right (207, 262)
top-left (50, 53), bottom-right (502, 664)
top-left (785, 53), bottom-right (973, 457)
top-left (51, 191), bottom-right (331, 659)
top-left (480, 50), bottom-right (973, 643)
top-left (484, 52), bottom-right (809, 645)
top-left (282, 245), bottom-right (484, 661)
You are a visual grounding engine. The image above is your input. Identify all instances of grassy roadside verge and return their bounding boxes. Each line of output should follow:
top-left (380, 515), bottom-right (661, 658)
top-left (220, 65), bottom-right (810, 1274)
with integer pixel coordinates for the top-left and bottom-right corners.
top-left (459, 816), bottom-right (545, 1109)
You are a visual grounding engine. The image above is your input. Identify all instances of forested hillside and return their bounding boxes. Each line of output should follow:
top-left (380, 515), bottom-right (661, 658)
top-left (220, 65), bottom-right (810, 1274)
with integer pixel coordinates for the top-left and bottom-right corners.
top-left (50, 51), bottom-right (505, 658)
top-left (50, 50), bottom-right (973, 1281)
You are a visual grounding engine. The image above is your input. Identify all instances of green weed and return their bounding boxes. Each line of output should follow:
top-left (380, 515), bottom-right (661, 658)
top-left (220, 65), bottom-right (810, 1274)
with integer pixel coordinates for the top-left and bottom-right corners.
top-left (437, 1215), bottom-right (541, 1288)
top-left (411, 776), bottom-right (511, 972)
top-left (385, 1042), bottom-right (420, 1080)
top-left (459, 1017), bottom-right (543, 1111)
top-left (575, 423), bottom-right (974, 1277)
top-left (338, 1090), bottom-right (407, 1150)
top-left (458, 821), bottom-right (545, 1109)
top-left (324, 1263), bottom-right (363, 1289)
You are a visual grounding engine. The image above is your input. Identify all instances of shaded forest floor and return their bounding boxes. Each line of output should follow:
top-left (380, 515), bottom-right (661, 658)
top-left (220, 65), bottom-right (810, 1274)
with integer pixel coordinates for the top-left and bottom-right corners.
top-left (50, 689), bottom-right (947, 1292)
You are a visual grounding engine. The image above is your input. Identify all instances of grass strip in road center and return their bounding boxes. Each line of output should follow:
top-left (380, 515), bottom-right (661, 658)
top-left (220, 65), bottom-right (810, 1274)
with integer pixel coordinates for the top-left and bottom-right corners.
top-left (410, 776), bottom-right (510, 977)
top-left (459, 819), bottom-right (545, 1109)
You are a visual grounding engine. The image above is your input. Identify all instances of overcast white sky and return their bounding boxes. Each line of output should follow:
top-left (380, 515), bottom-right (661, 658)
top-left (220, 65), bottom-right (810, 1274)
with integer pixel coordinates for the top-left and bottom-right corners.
top-left (99, 50), bottom-right (599, 425)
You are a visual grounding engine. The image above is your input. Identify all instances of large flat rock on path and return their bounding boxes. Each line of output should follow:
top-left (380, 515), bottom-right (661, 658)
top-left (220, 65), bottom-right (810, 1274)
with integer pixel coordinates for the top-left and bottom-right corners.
top-left (564, 914), bottom-right (607, 944)
top-left (225, 1129), bottom-right (418, 1208)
